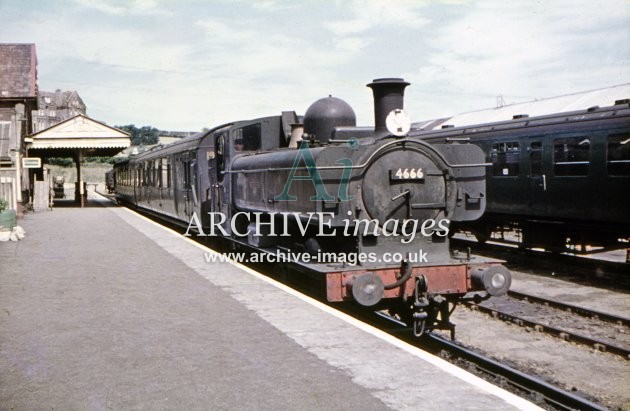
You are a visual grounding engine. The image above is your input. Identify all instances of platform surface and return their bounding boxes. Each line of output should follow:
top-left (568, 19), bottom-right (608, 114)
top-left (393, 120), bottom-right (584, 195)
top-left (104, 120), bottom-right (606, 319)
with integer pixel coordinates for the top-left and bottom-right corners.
top-left (0, 193), bottom-right (538, 410)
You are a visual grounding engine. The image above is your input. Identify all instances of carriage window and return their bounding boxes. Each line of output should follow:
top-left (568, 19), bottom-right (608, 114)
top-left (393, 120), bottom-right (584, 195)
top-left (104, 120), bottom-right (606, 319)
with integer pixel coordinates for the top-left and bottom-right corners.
top-left (191, 160), bottom-right (198, 204)
top-left (554, 137), bottom-right (590, 176)
top-left (183, 152), bottom-right (195, 189)
top-left (143, 163), bottom-right (149, 186)
top-left (607, 134), bottom-right (630, 176)
top-left (153, 162), bottom-right (157, 186)
top-left (529, 141), bottom-right (543, 177)
top-left (490, 142), bottom-right (520, 176)
top-left (183, 160), bottom-right (190, 189)
top-left (162, 157), bottom-right (170, 188)
top-left (155, 160), bottom-right (161, 187)
top-left (234, 124), bottom-right (261, 151)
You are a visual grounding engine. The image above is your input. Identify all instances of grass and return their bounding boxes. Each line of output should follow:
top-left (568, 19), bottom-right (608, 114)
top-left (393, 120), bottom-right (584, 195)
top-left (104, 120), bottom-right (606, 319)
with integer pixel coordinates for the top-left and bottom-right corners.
top-left (46, 163), bottom-right (113, 184)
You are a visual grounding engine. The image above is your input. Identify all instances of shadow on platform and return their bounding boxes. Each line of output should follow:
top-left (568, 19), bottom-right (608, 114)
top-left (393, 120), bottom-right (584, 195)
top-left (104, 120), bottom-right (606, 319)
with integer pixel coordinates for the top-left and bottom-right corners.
top-left (50, 189), bottom-right (117, 208)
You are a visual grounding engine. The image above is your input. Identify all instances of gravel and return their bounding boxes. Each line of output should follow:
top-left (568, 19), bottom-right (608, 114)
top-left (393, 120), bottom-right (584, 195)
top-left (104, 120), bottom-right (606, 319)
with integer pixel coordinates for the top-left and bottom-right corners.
top-left (435, 268), bottom-right (630, 410)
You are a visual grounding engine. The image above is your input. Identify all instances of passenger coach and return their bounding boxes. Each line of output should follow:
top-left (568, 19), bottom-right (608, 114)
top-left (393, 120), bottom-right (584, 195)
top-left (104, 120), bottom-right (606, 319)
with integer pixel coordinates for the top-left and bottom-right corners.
top-left (415, 100), bottom-right (630, 251)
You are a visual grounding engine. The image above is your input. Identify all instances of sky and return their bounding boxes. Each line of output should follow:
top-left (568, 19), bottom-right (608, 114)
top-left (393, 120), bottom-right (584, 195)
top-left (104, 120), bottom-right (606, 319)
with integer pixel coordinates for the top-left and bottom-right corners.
top-left (1, 0), bottom-right (629, 132)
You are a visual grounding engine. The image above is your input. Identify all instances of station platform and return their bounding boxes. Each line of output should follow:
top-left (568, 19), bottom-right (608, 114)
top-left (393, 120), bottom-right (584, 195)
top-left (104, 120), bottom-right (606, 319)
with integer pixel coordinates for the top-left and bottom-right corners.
top-left (0, 191), bottom-right (539, 410)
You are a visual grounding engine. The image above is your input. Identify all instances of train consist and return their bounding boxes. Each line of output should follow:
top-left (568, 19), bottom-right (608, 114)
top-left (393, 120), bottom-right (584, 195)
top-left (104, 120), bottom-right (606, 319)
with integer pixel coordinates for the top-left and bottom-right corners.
top-left (111, 78), bottom-right (512, 335)
top-left (413, 100), bottom-right (630, 253)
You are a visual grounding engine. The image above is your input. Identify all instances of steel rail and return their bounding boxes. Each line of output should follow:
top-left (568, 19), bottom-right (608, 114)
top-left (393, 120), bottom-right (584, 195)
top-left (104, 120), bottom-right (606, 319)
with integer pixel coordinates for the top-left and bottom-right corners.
top-left (508, 290), bottom-right (630, 327)
top-left (467, 303), bottom-right (630, 360)
top-left (370, 310), bottom-right (608, 410)
top-left (424, 332), bottom-right (608, 411)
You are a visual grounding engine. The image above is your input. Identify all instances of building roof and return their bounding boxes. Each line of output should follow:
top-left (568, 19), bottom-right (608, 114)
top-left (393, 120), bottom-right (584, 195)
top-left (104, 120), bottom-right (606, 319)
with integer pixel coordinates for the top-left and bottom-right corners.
top-left (0, 43), bottom-right (37, 98)
top-left (413, 83), bottom-right (630, 130)
top-left (38, 89), bottom-right (86, 112)
top-left (26, 114), bottom-right (130, 158)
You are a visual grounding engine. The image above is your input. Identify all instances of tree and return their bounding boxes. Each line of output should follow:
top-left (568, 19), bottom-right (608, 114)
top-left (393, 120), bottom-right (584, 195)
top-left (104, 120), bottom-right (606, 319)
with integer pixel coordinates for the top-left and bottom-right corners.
top-left (116, 124), bottom-right (159, 146)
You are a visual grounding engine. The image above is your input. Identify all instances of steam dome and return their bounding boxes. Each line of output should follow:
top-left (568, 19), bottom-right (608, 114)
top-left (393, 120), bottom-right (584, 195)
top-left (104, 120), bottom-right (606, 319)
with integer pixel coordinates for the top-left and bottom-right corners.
top-left (303, 96), bottom-right (356, 144)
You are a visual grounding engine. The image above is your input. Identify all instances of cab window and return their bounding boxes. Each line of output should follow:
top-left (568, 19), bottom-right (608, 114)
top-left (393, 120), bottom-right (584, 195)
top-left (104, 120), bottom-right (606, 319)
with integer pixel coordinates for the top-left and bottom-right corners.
top-left (234, 124), bottom-right (261, 151)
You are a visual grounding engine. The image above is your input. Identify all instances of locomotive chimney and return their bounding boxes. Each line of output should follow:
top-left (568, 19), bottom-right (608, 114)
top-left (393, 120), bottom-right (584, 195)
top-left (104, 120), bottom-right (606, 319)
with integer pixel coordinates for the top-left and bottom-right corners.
top-left (367, 78), bottom-right (410, 133)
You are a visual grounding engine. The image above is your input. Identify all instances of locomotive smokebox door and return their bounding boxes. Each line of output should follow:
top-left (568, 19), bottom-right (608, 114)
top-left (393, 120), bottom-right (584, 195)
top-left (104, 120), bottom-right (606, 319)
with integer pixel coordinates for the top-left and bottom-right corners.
top-left (362, 150), bottom-right (445, 223)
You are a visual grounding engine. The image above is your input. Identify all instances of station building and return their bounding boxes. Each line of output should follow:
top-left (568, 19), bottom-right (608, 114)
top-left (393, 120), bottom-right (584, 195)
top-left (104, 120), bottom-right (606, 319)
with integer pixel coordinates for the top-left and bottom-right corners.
top-left (0, 43), bottom-right (130, 213)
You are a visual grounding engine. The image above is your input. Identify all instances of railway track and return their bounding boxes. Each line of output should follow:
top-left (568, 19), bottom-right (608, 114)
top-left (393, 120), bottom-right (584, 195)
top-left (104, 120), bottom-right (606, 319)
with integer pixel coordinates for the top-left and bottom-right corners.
top-left (467, 291), bottom-right (630, 360)
top-left (422, 333), bottom-right (607, 411)
top-left (508, 290), bottom-right (629, 327)
top-left (364, 310), bottom-right (607, 411)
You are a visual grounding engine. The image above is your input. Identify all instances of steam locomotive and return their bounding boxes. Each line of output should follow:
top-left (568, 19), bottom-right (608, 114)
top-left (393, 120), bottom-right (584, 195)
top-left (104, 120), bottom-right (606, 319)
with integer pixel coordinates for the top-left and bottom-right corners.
top-left (112, 78), bottom-right (511, 335)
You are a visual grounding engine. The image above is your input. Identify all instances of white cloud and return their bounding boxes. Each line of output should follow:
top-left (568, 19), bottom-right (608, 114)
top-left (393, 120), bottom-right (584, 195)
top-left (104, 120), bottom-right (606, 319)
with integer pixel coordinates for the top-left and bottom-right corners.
top-left (193, 16), bottom-right (368, 78)
top-left (334, 37), bottom-right (371, 53)
top-left (71, 0), bottom-right (167, 16)
top-left (405, 0), bottom-right (630, 119)
top-left (3, 0), bottom-right (628, 130)
top-left (249, 0), bottom-right (299, 11)
top-left (324, 0), bottom-right (430, 36)
top-left (37, 27), bottom-right (193, 80)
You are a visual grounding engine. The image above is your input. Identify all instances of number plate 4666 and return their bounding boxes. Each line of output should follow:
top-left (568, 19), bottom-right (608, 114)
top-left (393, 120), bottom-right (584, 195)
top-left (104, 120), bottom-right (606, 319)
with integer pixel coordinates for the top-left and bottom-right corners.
top-left (390, 168), bottom-right (424, 181)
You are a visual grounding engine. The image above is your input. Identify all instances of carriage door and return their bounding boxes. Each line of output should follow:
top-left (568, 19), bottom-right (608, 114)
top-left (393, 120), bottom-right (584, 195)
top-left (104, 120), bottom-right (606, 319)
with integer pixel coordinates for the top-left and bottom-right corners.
top-left (212, 134), bottom-right (226, 215)
top-left (527, 139), bottom-right (546, 215)
top-left (207, 149), bottom-right (217, 213)
top-left (182, 153), bottom-right (193, 218)
top-left (190, 159), bottom-right (198, 217)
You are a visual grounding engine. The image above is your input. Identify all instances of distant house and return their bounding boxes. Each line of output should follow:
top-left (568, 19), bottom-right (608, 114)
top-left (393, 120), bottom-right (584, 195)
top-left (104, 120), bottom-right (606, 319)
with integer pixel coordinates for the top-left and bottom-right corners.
top-left (32, 89), bottom-right (86, 133)
top-left (0, 43), bottom-right (38, 167)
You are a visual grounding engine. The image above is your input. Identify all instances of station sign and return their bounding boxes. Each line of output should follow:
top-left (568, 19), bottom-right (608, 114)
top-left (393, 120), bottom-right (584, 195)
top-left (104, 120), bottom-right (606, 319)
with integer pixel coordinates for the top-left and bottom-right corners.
top-left (22, 157), bottom-right (41, 168)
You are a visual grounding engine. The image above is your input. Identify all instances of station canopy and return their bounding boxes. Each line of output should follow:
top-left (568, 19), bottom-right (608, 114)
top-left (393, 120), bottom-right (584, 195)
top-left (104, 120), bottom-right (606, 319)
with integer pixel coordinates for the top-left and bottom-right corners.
top-left (26, 114), bottom-right (130, 159)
